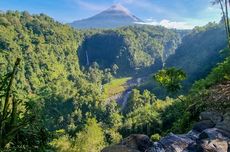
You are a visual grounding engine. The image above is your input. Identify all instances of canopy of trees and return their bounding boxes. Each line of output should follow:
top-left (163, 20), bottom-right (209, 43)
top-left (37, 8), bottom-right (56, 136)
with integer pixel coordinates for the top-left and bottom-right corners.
top-left (0, 10), bottom-right (229, 151)
top-left (166, 22), bottom-right (227, 91)
top-left (78, 25), bottom-right (183, 76)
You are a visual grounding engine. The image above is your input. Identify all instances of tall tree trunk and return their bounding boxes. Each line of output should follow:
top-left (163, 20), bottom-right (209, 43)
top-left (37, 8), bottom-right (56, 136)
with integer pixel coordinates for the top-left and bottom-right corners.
top-left (2, 58), bottom-right (21, 119)
top-left (0, 58), bottom-right (21, 148)
top-left (219, 0), bottom-right (230, 48)
top-left (225, 0), bottom-right (230, 47)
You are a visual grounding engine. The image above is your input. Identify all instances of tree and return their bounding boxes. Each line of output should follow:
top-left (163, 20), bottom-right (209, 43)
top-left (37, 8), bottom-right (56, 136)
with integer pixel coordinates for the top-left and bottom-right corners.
top-left (87, 62), bottom-right (103, 84)
top-left (153, 67), bottom-right (186, 96)
top-left (0, 58), bottom-right (34, 148)
top-left (73, 118), bottom-right (105, 152)
top-left (212, 0), bottom-right (230, 47)
top-left (112, 64), bottom-right (119, 75)
top-left (0, 17), bottom-right (11, 27)
top-left (124, 89), bottom-right (143, 114)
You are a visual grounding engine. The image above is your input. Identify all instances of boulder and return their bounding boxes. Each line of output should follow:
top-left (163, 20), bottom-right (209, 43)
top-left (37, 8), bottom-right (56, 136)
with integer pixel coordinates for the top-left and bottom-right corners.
top-left (216, 112), bottom-right (230, 132)
top-left (121, 134), bottom-right (152, 151)
top-left (188, 139), bottom-right (229, 152)
top-left (199, 128), bottom-right (230, 140)
top-left (185, 130), bottom-right (200, 140)
top-left (101, 145), bottom-right (140, 152)
top-left (199, 111), bottom-right (223, 124)
top-left (102, 112), bottom-right (230, 152)
top-left (193, 128), bottom-right (230, 152)
top-left (199, 139), bottom-right (229, 152)
top-left (146, 142), bottom-right (165, 152)
top-left (159, 133), bottom-right (194, 152)
top-left (193, 120), bottom-right (215, 132)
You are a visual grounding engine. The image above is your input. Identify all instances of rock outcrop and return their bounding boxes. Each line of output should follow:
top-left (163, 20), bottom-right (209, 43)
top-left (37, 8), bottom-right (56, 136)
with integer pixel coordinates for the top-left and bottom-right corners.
top-left (102, 111), bottom-right (230, 152)
top-left (102, 134), bottom-right (151, 152)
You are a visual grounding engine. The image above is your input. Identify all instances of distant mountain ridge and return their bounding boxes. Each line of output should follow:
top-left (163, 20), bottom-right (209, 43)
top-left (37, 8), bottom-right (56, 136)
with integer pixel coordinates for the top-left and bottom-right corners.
top-left (70, 4), bottom-right (143, 29)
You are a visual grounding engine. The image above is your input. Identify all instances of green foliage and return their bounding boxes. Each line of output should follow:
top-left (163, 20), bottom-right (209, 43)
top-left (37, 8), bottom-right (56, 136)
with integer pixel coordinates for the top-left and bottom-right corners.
top-left (166, 53), bottom-right (230, 134)
top-left (151, 133), bottom-right (161, 142)
top-left (124, 89), bottom-right (156, 114)
top-left (1, 10), bottom-right (229, 152)
top-left (166, 22), bottom-right (227, 91)
top-left (0, 59), bottom-right (49, 151)
top-left (103, 77), bottom-right (131, 98)
top-left (79, 25), bottom-right (182, 76)
top-left (121, 89), bottom-right (184, 137)
top-left (50, 135), bottom-right (72, 152)
top-left (0, 58), bottom-right (25, 149)
top-left (0, 17), bottom-right (11, 27)
top-left (169, 111), bottom-right (194, 134)
top-left (112, 64), bottom-right (119, 75)
top-left (74, 118), bottom-right (106, 152)
top-left (51, 118), bottom-right (106, 152)
top-left (0, 11), bottom-right (123, 151)
top-left (186, 56), bottom-right (230, 113)
top-left (153, 67), bottom-right (186, 95)
top-left (192, 56), bottom-right (230, 90)
top-left (122, 103), bottom-right (161, 136)
top-left (86, 62), bottom-right (114, 85)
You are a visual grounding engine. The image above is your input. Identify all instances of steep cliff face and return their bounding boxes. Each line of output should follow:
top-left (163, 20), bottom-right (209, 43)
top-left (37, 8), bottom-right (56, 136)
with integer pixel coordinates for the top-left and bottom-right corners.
top-left (78, 26), bottom-right (181, 76)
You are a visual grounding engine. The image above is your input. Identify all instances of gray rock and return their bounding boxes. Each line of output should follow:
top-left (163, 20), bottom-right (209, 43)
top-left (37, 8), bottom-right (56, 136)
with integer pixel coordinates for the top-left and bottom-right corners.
top-left (216, 112), bottom-right (230, 132)
top-left (199, 139), bottom-right (229, 152)
top-left (159, 133), bottom-right (194, 152)
top-left (185, 130), bottom-right (200, 140)
top-left (102, 112), bottom-right (230, 152)
top-left (199, 111), bottom-right (223, 124)
top-left (146, 142), bottom-right (165, 152)
top-left (101, 145), bottom-right (140, 152)
top-left (193, 120), bottom-right (215, 132)
top-left (121, 134), bottom-right (152, 151)
top-left (199, 128), bottom-right (230, 140)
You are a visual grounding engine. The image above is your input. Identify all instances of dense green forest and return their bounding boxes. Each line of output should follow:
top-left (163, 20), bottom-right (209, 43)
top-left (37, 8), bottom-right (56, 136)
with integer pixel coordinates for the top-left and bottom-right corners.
top-left (78, 26), bottom-right (182, 76)
top-left (166, 22), bottom-right (227, 90)
top-left (0, 11), bottom-right (113, 151)
top-left (0, 10), bottom-right (230, 152)
top-left (138, 22), bottom-right (227, 97)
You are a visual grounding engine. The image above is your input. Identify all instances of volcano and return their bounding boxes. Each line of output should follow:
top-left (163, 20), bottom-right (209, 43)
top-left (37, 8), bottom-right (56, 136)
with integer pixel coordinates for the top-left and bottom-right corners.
top-left (70, 4), bottom-right (143, 29)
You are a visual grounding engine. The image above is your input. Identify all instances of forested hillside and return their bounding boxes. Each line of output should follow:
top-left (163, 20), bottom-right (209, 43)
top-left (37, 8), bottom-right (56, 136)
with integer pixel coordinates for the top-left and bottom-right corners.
top-left (138, 22), bottom-right (227, 97)
top-left (166, 22), bottom-right (227, 90)
top-left (79, 26), bottom-right (182, 75)
top-left (0, 11), bottom-right (84, 94)
top-left (0, 10), bottom-right (229, 152)
top-left (102, 22), bottom-right (230, 152)
top-left (0, 11), bottom-right (118, 151)
top-left (78, 22), bottom-right (227, 96)
top-left (1, 10), bottom-right (179, 152)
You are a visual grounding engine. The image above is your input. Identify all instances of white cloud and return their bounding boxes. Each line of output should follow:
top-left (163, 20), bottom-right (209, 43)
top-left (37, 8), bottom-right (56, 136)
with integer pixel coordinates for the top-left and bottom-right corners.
top-left (136, 19), bottom-right (194, 30)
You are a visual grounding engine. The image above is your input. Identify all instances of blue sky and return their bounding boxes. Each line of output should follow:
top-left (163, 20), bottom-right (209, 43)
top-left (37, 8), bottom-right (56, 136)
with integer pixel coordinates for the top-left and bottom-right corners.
top-left (0, 0), bottom-right (222, 29)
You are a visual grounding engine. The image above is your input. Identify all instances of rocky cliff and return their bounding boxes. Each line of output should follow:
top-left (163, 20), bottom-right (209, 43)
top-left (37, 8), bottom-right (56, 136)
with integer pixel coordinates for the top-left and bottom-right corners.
top-left (102, 111), bottom-right (230, 152)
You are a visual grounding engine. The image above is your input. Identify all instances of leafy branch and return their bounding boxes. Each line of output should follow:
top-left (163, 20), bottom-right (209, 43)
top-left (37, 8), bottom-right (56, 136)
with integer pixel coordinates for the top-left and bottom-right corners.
top-left (0, 58), bottom-right (34, 148)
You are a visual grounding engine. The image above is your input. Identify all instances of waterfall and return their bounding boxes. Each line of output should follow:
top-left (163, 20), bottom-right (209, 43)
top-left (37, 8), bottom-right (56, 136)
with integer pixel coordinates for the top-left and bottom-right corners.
top-left (121, 91), bottom-right (132, 112)
top-left (86, 50), bottom-right (89, 66)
